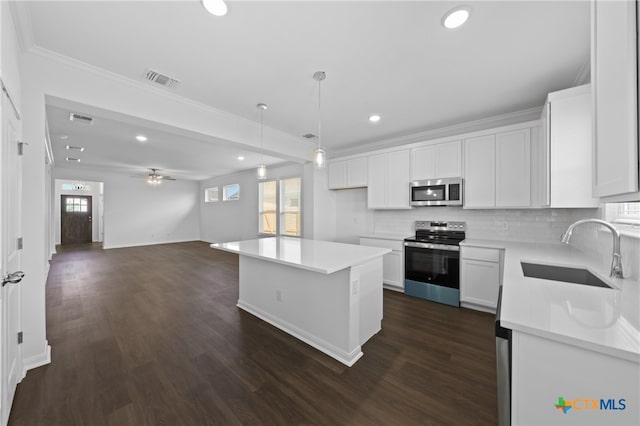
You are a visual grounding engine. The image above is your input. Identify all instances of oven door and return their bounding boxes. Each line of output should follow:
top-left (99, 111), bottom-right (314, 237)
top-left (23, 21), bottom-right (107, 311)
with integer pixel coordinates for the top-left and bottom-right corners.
top-left (404, 242), bottom-right (460, 289)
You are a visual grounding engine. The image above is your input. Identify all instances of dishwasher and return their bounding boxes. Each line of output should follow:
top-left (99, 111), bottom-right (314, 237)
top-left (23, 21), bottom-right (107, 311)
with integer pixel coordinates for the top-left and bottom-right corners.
top-left (495, 285), bottom-right (511, 426)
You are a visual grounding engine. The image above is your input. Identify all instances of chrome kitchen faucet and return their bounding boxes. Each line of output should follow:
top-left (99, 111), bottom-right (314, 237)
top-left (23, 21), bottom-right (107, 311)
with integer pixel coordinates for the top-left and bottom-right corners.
top-left (561, 219), bottom-right (623, 279)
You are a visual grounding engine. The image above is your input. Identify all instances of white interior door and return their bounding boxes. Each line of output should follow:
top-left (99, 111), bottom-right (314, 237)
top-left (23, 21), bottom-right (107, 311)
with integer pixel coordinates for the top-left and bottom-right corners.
top-left (1, 88), bottom-right (23, 426)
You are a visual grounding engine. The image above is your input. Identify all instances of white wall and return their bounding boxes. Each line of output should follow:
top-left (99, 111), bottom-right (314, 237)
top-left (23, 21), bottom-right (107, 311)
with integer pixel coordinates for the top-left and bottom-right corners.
top-left (199, 163), bottom-right (306, 243)
top-left (54, 179), bottom-right (103, 244)
top-left (54, 168), bottom-right (199, 249)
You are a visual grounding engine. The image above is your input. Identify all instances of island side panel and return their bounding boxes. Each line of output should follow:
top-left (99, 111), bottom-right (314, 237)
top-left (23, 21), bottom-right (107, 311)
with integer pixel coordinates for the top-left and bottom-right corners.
top-left (352, 257), bottom-right (384, 345)
top-left (237, 255), bottom-right (360, 365)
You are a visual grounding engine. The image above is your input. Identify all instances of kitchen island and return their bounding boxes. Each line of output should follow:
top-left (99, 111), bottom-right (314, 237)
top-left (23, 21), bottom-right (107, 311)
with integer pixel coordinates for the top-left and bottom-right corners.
top-left (211, 237), bottom-right (390, 366)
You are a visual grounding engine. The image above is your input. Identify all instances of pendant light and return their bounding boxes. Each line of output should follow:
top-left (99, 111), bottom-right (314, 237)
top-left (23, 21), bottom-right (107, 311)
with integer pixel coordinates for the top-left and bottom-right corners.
top-left (313, 71), bottom-right (327, 169)
top-left (256, 103), bottom-right (268, 180)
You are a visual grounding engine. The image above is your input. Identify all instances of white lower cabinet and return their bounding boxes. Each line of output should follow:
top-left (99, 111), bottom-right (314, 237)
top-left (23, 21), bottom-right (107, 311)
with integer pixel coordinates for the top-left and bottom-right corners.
top-left (512, 332), bottom-right (639, 425)
top-left (360, 237), bottom-right (404, 291)
top-left (460, 246), bottom-right (502, 313)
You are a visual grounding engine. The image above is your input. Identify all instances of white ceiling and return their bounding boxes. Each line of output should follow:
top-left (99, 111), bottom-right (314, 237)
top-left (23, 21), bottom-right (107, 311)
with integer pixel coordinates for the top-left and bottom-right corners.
top-left (23, 0), bottom-right (590, 179)
top-left (46, 101), bottom-right (285, 180)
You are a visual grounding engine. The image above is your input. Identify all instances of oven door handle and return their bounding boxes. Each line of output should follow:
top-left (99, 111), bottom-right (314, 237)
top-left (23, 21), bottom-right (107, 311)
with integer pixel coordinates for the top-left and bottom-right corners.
top-left (403, 241), bottom-right (460, 251)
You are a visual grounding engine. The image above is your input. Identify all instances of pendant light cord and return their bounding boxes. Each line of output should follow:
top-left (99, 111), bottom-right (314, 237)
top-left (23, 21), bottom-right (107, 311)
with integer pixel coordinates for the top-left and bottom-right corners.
top-left (317, 77), bottom-right (322, 149)
top-left (260, 106), bottom-right (264, 163)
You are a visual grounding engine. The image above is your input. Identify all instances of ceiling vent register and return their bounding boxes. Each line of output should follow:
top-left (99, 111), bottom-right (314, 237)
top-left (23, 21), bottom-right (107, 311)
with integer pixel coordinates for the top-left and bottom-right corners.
top-left (69, 113), bottom-right (94, 124)
top-left (144, 68), bottom-right (180, 89)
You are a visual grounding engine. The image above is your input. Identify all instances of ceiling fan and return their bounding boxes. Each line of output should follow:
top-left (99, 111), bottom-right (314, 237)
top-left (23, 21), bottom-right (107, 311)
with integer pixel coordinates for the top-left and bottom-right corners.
top-left (132, 168), bottom-right (176, 185)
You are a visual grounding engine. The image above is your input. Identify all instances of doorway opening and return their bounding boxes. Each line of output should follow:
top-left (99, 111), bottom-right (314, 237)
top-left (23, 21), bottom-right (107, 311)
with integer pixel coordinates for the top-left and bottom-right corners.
top-left (56, 180), bottom-right (104, 247)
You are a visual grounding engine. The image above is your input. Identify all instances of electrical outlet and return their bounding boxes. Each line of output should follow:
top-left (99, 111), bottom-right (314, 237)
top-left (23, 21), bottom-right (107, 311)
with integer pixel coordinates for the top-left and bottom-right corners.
top-left (276, 289), bottom-right (283, 302)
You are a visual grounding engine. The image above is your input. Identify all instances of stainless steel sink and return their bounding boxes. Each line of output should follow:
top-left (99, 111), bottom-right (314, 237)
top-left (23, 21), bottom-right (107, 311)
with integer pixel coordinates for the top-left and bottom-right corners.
top-left (520, 262), bottom-right (612, 289)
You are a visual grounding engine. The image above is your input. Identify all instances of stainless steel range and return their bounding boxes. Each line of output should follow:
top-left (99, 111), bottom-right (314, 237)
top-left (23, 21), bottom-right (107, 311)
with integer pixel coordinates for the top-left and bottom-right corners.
top-left (403, 220), bottom-right (466, 307)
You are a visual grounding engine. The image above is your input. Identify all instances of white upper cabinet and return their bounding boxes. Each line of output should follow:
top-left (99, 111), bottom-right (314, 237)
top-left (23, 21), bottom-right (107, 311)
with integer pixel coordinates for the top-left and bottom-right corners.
top-left (464, 134), bottom-right (496, 208)
top-left (367, 149), bottom-right (411, 209)
top-left (464, 128), bottom-right (532, 209)
top-left (541, 85), bottom-right (599, 208)
top-left (495, 129), bottom-right (531, 207)
top-left (411, 140), bottom-right (462, 181)
top-left (591, 0), bottom-right (639, 198)
top-left (328, 157), bottom-right (367, 189)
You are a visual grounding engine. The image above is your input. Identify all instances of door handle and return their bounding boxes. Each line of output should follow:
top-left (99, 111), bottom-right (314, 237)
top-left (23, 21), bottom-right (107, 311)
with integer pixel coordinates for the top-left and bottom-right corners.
top-left (2, 271), bottom-right (25, 287)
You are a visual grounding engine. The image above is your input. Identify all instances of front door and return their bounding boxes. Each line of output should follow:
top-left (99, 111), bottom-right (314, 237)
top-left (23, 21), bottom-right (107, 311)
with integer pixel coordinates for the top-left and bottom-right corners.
top-left (61, 195), bottom-right (92, 244)
top-left (1, 87), bottom-right (23, 426)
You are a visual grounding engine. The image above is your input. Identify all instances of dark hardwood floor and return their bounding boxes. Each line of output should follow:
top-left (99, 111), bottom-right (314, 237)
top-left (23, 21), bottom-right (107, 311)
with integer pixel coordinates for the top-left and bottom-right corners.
top-left (9, 241), bottom-right (498, 425)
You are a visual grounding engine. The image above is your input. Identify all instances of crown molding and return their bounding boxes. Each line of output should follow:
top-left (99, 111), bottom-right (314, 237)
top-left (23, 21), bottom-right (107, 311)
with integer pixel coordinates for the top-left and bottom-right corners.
top-left (9, 1), bottom-right (35, 52)
top-left (334, 106), bottom-right (543, 157)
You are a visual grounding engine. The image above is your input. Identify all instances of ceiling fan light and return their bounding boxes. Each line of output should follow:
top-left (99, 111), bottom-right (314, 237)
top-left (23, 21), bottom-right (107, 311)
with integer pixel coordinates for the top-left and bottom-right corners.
top-left (202, 0), bottom-right (227, 16)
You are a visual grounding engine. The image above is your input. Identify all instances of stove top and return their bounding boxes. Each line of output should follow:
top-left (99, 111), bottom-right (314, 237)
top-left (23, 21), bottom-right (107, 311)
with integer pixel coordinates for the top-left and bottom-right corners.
top-left (404, 221), bottom-right (466, 246)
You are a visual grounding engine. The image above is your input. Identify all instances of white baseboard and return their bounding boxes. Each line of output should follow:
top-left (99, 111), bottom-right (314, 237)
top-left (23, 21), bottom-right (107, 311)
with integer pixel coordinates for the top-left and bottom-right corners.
top-left (237, 300), bottom-right (363, 367)
top-left (102, 238), bottom-right (198, 250)
top-left (21, 342), bottom-right (51, 380)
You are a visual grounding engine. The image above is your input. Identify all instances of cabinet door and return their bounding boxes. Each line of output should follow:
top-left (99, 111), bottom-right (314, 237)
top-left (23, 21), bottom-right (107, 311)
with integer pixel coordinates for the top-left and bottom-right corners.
top-left (496, 129), bottom-right (531, 207)
top-left (367, 154), bottom-right (387, 208)
top-left (383, 251), bottom-right (403, 288)
top-left (328, 160), bottom-right (347, 189)
top-left (550, 88), bottom-right (599, 208)
top-left (464, 135), bottom-right (496, 208)
top-left (347, 157), bottom-right (367, 187)
top-left (460, 259), bottom-right (500, 310)
top-left (435, 140), bottom-right (462, 178)
top-left (386, 150), bottom-right (411, 208)
top-left (411, 145), bottom-right (436, 181)
top-left (592, 0), bottom-right (638, 197)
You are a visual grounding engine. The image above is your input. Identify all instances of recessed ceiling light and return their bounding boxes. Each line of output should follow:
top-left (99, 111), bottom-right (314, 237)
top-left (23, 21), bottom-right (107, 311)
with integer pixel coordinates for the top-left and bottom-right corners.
top-left (59, 135), bottom-right (69, 140)
top-left (369, 114), bottom-right (381, 123)
top-left (65, 145), bottom-right (85, 152)
top-left (136, 135), bottom-right (148, 142)
top-left (442, 7), bottom-right (471, 29)
top-left (202, 0), bottom-right (227, 16)
top-left (237, 156), bottom-right (245, 161)
top-left (65, 157), bottom-right (81, 162)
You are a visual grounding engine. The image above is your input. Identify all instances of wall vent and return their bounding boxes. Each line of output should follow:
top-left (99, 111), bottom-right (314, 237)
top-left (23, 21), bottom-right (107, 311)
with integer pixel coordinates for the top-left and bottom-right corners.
top-left (302, 133), bottom-right (317, 139)
top-left (144, 68), bottom-right (180, 89)
top-left (69, 113), bottom-right (94, 125)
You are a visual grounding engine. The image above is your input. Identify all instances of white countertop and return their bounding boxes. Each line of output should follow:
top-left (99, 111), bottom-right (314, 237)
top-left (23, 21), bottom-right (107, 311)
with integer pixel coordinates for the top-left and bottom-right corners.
top-left (461, 239), bottom-right (640, 363)
top-left (360, 233), bottom-right (411, 241)
top-left (211, 237), bottom-right (391, 275)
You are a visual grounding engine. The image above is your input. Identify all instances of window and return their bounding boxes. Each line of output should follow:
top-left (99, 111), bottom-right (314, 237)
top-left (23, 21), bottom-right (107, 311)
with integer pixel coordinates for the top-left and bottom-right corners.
top-left (605, 202), bottom-right (640, 228)
top-left (259, 180), bottom-right (277, 235)
top-left (204, 187), bottom-right (219, 203)
top-left (65, 197), bottom-right (88, 212)
top-left (258, 177), bottom-right (302, 237)
top-left (61, 183), bottom-right (90, 191)
top-left (223, 184), bottom-right (240, 201)
top-left (280, 177), bottom-right (301, 236)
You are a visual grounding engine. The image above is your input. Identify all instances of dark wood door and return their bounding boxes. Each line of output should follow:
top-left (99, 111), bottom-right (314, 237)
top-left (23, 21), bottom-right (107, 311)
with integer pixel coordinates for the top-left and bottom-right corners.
top-left (61, 195), bottom-right (92, 244)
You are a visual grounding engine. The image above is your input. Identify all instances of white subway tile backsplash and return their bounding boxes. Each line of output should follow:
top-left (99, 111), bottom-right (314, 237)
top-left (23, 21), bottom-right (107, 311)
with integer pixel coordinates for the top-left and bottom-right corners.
top-left (335, 189), bottom-right (638, 280)
top-left (373, 207), bottom-right (598, 243)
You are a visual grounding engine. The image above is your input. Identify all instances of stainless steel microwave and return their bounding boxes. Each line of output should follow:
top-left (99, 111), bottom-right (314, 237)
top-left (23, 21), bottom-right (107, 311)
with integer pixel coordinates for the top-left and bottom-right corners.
top-left (410, 177), bottom-right (463, 206)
